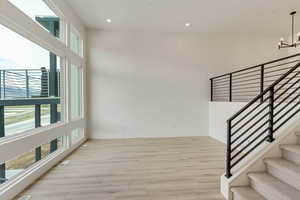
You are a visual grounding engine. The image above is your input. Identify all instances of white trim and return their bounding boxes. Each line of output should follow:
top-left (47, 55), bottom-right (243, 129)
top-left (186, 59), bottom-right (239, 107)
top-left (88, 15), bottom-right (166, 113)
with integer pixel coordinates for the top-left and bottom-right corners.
top-left (0, 0), bottom-right (87, 198)
top-left (0, 119), bottom-right (85, 162)
top-left (0, 0), bottom-right (84, 66)
top-left (0, 137), bottom-right (87, 200)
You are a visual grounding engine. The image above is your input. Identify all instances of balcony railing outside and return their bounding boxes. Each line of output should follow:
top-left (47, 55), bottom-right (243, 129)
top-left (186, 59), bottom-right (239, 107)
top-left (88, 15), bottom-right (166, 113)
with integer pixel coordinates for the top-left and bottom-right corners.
top-left (0, 68), bottom-right (61, 184)
top-left (0, 68), bottom-right (60, 99)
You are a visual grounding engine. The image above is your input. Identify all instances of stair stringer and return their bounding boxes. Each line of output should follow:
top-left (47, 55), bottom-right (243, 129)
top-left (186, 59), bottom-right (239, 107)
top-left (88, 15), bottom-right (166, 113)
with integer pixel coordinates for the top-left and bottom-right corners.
top-left (221, 118), bottom-right (300, 200)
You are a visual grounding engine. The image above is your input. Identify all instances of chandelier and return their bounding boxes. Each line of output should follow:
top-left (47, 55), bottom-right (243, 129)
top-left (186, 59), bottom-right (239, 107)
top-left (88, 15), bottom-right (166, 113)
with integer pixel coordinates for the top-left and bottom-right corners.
top-left (278, 11), bottom-right (300, 49)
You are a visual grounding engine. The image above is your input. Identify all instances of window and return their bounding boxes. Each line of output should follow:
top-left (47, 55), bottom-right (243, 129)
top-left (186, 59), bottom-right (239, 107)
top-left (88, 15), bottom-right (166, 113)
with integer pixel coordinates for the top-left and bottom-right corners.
top-left (70, 27), bottom-right (82, 56)
top-left (70, 65), bottom-right (82, 119)
top-left (0, 136), bottom-right (64, 184)
top-left (0, 24), bottom-right (64, 136)
top-left (71, 128), bottom-right (84, 145)
top-left (8, 0), bottom-right (62, 39)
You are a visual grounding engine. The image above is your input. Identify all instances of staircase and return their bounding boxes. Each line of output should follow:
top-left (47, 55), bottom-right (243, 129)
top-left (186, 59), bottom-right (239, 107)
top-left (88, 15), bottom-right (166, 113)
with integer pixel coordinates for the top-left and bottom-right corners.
top-left (232, 131), bottom-right (300, 200)
top-left (211, 54), bottom-right (300, 200)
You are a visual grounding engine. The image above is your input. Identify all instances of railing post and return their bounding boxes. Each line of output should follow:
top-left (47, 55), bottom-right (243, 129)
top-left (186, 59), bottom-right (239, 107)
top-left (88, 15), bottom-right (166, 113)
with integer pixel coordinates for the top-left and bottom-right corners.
top-left (25, 70), bottom-right (29, 98)
top-left (35, 104), bottom-right (42, 161)
top-left (210, 79), bottom-right (213, 101)
top-left (225, 120), bottom-right (232, 178)
top-left (267, 86), bottom-right (275, 143)
top-left (260, 65), bottom-right (264, 103)
top-left (3, 70), bottom-right (5, 99)
top-left (0, 106), bottom-right (5, 183)
top-left (0, 70), bottom-right (2, 99)
top-left (229, 73), bottom-right (232, 102)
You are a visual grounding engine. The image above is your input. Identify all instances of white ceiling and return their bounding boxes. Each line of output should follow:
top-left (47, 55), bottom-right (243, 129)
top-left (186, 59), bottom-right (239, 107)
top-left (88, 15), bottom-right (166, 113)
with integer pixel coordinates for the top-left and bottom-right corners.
top-left (66, 0), bottom-right (300, 35)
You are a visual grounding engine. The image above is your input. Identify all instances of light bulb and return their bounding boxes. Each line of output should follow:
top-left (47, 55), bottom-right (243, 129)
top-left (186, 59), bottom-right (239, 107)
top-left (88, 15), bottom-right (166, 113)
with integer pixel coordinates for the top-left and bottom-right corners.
top-left (106, 19), bottom-right (112, 23)
top-left (185, 23), bottom-right (191, 27)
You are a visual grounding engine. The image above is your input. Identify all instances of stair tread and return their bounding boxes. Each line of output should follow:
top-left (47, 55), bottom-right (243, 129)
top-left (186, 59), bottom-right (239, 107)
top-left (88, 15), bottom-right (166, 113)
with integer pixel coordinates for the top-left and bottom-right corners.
top-left (265, 158), bottom-right (300, 175)
top-left (248, 172), bottom-right (300, 200)
top-left (280, 144), bottom-right (300, 154)
top-left (231, 186), bottom-right (266, 200)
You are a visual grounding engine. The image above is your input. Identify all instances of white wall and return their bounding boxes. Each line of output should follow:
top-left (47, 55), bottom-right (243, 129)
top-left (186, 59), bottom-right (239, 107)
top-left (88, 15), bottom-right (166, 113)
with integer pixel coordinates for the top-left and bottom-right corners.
top-left (209, 102), bottom-right (247, 143)
top-left (87, 30), bottom-right (287, 139)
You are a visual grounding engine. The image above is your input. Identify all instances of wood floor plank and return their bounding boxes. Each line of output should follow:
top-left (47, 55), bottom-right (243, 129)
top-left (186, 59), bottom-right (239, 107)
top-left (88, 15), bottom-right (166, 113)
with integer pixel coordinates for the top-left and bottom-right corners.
top-left (14, 136), bottom-right (225, 200)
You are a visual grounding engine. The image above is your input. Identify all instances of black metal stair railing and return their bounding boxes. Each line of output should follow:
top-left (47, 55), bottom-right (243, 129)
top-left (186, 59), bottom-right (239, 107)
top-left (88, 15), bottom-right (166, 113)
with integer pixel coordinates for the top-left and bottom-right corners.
top-left (225, 61), bottom-right (300, 178)
top-left (210, 53), bottom-right (300, 102)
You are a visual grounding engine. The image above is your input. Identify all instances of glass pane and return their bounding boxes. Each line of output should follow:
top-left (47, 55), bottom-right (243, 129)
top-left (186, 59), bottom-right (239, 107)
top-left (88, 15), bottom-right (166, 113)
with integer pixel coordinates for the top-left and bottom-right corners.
top-left (0, 24), bottom-right (64, 137)
top-left (0, 136), bottom-right (64, 184)
top-left (70, 28), bottom-right (82, 55)
top-left (70, 65), bottom-right (82, 119)
top-left (71, 128), bottom-right (84, 144)
top-left (8, 0), bottom-right (61, 39)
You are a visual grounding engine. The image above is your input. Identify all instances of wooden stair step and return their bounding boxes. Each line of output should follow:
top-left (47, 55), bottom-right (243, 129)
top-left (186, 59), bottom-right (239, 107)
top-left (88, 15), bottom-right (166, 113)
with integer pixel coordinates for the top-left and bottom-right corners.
top-left (231, 186), bottom-right (266, 200)
top-left (248, 172), bottom-right (300, 200)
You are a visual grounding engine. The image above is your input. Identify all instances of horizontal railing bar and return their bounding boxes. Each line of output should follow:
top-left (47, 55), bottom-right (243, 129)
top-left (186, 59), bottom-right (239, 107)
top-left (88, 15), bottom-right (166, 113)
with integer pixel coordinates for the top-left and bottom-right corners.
top-left (210, 53), bottom-right (300, 80)
top-left (231, 123), bottom-right (269, 158)
top-left (264, 59), bottom-right (300, 70)
top-left (231, 114), bottom-right (269, 147)
top-left (228, 62), bottom-right (300, 121)
top-left (213, 86), bottom-right (230, 90)
top-left (274, 78), bottom-right (300, 102)
top-left (274, 106), bottom-right (300, 132)
top-left (274, 70), bottom-right (300, 94)
top-left (232, 99), bottom-right (257, 102)
top-left (0, 68), bottom-right (42, 71)
top-left (232, 77), bottom-right (261, 83)
top-left (232, 104), bottom-right (270, 137)
top-left (274, 99), bottom-right (300, 125)
top-left (264, 71), bottom-right (300, 79)
top-left (232, 91), bottom-right (260, 94)
top-left (231, 96), bottom-right (270, 128)
top-left (213, 95), bottom-right (230, 98)
top-left (214, 74), bottom-right (229, 81)
top-left (231, 135), bottom-right (269, 169)
top-left (213, 78), bottom-right (230, 83)
top-left (232, 69), bottom-right (261, 77)
top-left (213, 84), bottom-right (229, 88)
top-left (232, 86), bottom-right (261, 91)
top-left (274, 92), bottom-right (300, 118)
top-left (232, 82), bottom-right (260, 88)
top-left (274, 85), bottom-right (300, 110)
top-left (231, 95), bottom-right (260, 98)
top-left (232, 72), bottom-right (260, 80)
top-left (0, 98), bottom-right (60, 106)
top-left (264, 66), bottom-right (294, 74)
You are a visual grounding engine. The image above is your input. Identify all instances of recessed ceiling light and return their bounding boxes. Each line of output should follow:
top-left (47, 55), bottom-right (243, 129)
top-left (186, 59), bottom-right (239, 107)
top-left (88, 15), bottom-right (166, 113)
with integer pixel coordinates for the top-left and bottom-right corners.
top-left (185, 23), bottom-right (191, 27)
top-left (106, 19), bottom-right (112, 23)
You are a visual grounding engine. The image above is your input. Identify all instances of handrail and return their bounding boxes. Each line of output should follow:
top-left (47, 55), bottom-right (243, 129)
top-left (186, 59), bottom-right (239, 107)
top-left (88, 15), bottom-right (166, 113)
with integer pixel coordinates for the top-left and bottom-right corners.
top-left (228, 62), bottom-right (300, 121)
top-left (210, 53), bottom-right (300, 80)
top-left (210, 53), bottom-right (300, 102)
top-left (225, 61), bottom-right (300, 178)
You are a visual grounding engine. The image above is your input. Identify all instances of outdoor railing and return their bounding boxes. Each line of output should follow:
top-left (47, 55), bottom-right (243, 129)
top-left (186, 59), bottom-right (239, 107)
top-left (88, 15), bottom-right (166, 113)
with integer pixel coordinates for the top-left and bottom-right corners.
top-left (0, 97), bottom-right (60, 183)
top-left (0, 68), bottom-right (60, 99)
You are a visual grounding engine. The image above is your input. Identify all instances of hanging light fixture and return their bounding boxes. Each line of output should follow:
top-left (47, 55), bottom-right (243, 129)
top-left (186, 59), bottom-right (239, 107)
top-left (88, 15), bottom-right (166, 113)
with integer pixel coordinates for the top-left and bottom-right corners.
top-left (278, 11), bottom-right (300, 49)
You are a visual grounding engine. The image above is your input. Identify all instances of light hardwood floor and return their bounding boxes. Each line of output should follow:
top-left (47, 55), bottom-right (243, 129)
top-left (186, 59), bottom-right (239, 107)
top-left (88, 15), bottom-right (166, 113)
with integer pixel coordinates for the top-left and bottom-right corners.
top-left (14, 137), bottom-right (226, 200)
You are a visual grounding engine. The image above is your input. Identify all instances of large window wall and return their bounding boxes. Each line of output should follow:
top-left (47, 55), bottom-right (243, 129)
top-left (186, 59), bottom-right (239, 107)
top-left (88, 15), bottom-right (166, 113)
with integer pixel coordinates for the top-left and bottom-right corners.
top-left (0, 0), bottom-right (86, 198)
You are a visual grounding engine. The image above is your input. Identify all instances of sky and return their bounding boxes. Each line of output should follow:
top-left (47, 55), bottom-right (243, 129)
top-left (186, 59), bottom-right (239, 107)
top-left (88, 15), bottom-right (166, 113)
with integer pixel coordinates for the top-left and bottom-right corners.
top-left (0, 0), bottom-right (58, 70)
